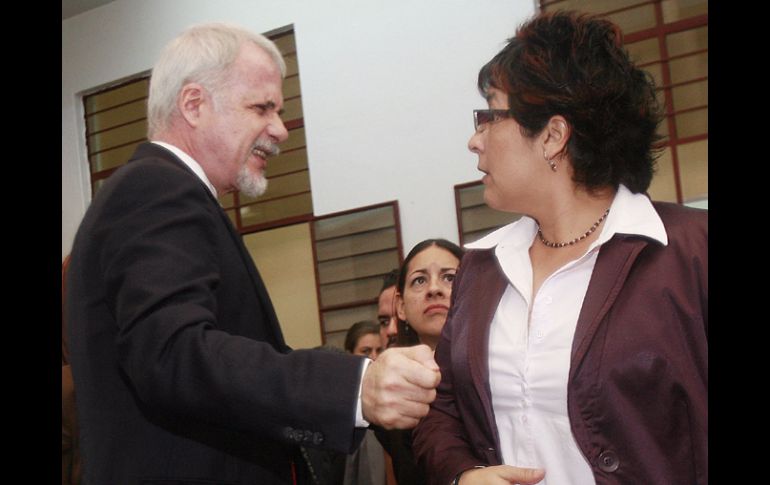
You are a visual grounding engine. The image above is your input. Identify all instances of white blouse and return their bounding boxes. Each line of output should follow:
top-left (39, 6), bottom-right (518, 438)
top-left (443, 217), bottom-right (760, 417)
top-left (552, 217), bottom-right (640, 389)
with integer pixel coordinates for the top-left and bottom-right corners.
top-left (465, 185), bottom-right (667, 484)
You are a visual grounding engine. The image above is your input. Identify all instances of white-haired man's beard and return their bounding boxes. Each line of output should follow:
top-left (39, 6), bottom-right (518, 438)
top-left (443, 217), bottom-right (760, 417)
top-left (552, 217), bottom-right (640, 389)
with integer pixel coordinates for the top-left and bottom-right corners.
top-left (236, 139), bottom-right (280, 198)
top-left (236, 164), bottom-right (268, 198)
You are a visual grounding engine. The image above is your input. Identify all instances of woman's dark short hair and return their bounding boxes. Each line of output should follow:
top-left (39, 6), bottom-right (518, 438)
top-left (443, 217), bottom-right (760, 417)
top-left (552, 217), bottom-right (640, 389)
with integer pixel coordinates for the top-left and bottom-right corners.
top-left (395, 239), bottom-right (464, 347)
top-left (478, 11), bottom-right (664, 193)
top-left (344, 320), bottom-right (381, 353)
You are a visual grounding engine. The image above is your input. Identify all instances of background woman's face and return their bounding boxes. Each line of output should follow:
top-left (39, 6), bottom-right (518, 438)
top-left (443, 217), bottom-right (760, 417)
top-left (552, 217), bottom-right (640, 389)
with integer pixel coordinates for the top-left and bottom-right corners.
top-left (353, 333), bottom-right (383, 360)
top-left (397, 246), bottom-right (460, 345)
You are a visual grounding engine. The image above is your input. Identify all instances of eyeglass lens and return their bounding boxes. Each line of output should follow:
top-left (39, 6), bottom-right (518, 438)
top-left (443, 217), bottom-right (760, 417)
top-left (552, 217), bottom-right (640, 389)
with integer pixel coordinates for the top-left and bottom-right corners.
top-left (474, 109), bottom-right (503, 130)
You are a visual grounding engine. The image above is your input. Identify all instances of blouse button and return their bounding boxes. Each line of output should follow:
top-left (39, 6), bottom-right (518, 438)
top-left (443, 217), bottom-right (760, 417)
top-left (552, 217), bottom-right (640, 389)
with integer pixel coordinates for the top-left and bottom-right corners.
top-left (598, 450), bottom-right (620, 472)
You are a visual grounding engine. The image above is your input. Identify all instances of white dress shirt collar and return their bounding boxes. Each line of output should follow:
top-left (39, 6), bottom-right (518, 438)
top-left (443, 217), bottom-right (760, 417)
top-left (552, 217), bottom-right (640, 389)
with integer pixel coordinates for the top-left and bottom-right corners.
top-left (465, 184), bottom-right (668, 252)
top-left (151, 141), bottom-right (218, 198)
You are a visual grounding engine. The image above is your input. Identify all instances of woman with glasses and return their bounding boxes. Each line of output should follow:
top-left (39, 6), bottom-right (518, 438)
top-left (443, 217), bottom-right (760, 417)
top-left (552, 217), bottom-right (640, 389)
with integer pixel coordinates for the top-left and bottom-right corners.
top-left (412, 11), bottom-right (707, 485)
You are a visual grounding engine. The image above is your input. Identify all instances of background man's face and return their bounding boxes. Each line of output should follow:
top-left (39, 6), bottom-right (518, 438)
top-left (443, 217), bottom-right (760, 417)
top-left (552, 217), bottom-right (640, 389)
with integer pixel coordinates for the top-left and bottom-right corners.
top-left (377, 285), bottom-right (398, 348)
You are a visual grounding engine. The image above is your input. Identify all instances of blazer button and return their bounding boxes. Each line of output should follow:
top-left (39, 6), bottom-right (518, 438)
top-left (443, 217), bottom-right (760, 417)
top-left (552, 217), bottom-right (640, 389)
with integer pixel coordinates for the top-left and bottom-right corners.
top-left (598, 450), bottom-right (619, 473)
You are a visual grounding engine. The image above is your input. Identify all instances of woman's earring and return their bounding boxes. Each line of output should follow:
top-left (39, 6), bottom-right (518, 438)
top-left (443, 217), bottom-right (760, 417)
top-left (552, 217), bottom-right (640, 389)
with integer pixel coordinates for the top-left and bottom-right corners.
top-left (544, 150), bottom-right (557, 172)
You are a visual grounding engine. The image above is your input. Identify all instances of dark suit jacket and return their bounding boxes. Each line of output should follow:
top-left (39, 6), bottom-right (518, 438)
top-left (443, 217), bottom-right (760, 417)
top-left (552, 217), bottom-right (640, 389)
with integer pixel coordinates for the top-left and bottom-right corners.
top-left (67, 143), bottom-right (365, 485)
top-left (413, 202), bottom-right (707, 485)
top-left (62, 255), bottom-right (82, 485)
top-left (62, 364), bottom-right (82, 485)
top-left (372, 427), bottom-right (424, 485)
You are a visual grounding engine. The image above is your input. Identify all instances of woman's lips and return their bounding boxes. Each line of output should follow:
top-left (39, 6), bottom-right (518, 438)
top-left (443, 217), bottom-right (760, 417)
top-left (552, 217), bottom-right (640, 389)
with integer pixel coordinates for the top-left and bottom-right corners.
top-left (424, 304), bottom-right (449, 315)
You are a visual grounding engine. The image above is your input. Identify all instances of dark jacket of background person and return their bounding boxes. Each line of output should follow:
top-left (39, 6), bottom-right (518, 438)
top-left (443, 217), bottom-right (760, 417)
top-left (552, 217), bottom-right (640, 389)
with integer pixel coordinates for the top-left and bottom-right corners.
top-left (66, 143), bottom-right (366, 484)
top-left (62, 364), bottom-right (81, 485)
top-left (413, 202), bottom-right (707, 485)
top-left (373, 427), bottom-right (425, 485)
top-left (62, 256), bottom-right (82, 485)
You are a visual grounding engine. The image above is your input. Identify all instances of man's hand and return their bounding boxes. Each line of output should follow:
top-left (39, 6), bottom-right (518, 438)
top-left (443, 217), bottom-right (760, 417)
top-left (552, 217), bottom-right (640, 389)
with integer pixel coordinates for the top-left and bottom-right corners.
top-left (459, 465), bottom-right (545, 484)
top-left (361, 344), bottom-right (440, 429)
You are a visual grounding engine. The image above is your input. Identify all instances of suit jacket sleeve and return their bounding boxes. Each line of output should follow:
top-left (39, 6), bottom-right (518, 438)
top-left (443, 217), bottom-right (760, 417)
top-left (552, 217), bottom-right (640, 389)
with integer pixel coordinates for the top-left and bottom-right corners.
top-left (95, 157), bottom-right (364, 453)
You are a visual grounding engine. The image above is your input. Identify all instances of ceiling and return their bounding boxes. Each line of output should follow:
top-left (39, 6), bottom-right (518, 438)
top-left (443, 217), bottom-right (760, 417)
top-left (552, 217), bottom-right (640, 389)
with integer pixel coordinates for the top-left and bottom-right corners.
top-left (62, 0), bottom-right (115, 20)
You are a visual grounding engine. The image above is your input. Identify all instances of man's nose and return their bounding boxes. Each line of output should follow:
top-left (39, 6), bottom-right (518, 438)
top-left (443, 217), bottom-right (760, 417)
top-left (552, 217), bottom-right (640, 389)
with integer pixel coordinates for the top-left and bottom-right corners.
top-left (268, 114), bottom-right (289, 143)
top-left (386, 316), bottom-right (398, 336)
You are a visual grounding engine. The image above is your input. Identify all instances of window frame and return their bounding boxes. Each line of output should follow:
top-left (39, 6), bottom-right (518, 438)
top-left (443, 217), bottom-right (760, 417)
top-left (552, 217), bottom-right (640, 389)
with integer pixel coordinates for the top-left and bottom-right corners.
top-left (311, 200), bottom-right (404, 346)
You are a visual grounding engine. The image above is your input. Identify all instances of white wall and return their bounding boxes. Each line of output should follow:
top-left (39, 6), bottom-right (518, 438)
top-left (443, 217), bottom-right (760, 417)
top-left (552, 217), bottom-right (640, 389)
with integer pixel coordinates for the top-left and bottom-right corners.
top-left (62, 0), bottom-right (536, 260)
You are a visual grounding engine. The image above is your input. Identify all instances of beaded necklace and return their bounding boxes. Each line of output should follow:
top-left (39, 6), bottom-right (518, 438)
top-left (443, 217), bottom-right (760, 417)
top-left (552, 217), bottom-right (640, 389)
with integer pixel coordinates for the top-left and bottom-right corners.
top-left (537, 207), bottom-right (610, 248)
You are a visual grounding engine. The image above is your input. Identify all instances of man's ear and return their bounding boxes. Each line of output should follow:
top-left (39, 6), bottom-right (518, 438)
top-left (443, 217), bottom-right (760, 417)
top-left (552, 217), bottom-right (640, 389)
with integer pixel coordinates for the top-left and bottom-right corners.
top-left (542, 115), bottom-right (571, 160)
top-left (396, 292), bottom-right (407, 321)
top-left (177, 83), bottom-right (206, 128)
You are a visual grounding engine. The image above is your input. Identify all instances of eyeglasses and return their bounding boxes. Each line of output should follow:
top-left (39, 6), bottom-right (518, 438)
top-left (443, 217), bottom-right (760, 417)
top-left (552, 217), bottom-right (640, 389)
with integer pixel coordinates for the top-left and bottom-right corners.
top-left (473, 109), bottom-right (514, 131)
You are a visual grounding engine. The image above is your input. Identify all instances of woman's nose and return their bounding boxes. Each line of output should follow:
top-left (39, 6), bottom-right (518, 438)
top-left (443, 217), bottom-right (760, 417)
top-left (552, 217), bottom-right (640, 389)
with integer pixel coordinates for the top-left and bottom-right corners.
top-left (427, 277), bottom-right (444, 297)
top-left (468, 129), bottom-right (483, 154)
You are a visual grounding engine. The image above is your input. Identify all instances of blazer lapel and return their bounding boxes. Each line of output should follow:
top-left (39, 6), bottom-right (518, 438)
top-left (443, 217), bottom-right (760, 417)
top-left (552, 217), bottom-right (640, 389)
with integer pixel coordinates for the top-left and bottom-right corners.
top-left (570, 235), bottom-right (649, 377)
top-left (466, 250), bottom-right (508, 454)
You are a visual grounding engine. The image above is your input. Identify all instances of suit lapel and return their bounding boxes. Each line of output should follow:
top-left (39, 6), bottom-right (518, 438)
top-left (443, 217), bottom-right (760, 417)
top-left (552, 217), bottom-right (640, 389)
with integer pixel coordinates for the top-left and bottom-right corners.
top-left (569, 235), bottom-right (649, 377)
top-left (215, 209), bottom-right (289, 351)
top-left (132, 143), bottom-right (288, 350)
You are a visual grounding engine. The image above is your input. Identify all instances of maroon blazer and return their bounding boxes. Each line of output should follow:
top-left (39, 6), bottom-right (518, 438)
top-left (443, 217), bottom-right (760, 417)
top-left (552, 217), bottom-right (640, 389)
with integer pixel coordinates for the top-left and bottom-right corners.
top-left (413, 201), bottom-right (707, 485)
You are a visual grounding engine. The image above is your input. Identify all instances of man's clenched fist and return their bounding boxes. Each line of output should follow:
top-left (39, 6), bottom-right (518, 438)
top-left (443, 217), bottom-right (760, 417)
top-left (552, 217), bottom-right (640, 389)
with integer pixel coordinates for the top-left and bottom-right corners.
top-left (361, 344), bottom-right (441, 429)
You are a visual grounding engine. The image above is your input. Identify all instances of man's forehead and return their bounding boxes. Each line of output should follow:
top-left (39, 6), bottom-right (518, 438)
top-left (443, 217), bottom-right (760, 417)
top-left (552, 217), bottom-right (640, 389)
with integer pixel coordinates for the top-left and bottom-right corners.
top-left (241, 83), bottom-right (284, 111)
top-left (235, 45), bottom-right (285, 98)
top-left (379, 285), bottom-right (397, 301)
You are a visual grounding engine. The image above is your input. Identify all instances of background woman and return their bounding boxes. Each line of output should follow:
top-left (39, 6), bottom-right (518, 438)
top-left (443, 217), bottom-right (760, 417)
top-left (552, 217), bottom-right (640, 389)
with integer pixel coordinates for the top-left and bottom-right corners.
top-left (345, 320), bottom-right (384, 361)
top-left (341, 321), bottom-right (389, 485)
top-left (413, 11), bottom-right (707, 485)
top-left (395, 239), bottom-right (465, 350)
top-left (376, 238), bottom-right (464, 485)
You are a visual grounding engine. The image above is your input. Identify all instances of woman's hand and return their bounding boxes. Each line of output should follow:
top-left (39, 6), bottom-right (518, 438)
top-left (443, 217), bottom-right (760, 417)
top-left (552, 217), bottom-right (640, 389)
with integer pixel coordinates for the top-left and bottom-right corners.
top-left (458, 465), bottom-right (545, 484)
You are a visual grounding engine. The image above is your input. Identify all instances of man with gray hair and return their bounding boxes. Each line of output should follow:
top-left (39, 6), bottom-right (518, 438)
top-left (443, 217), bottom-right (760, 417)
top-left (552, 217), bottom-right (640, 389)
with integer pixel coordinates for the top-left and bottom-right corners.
top-left (66, 22), bottom-right (440, 485)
